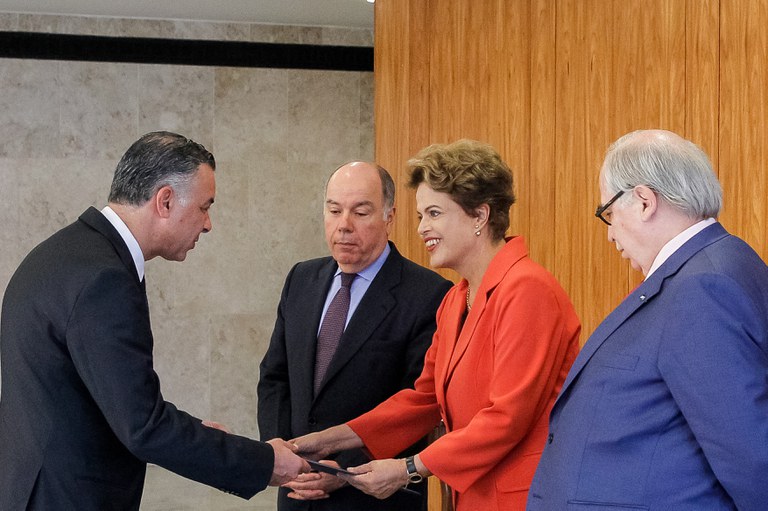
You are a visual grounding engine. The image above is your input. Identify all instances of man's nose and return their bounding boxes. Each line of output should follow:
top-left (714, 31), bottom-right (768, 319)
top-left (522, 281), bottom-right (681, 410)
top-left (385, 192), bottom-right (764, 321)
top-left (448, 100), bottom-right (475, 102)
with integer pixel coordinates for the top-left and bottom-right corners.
top-left (337, 212), bottom-right (352, 231)
top-left (203, 212), bottom-right (212, 233)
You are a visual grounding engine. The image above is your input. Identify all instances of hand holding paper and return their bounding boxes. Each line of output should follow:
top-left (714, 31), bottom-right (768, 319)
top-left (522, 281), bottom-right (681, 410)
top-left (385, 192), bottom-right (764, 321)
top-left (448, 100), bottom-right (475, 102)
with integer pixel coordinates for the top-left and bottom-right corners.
top-left (344, 458), bottom-right (414, 500)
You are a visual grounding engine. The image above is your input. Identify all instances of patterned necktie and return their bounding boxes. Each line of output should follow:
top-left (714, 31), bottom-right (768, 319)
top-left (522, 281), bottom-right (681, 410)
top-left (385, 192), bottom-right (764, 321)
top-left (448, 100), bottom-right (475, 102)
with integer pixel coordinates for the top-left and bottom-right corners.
top-left (314, 272), bottom-right (356, 394)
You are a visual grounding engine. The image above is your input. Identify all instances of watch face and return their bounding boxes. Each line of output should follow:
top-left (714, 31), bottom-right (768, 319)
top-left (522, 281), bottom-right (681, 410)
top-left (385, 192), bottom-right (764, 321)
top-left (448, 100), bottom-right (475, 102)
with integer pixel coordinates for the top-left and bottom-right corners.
top-left (408, 473), bottom-right (424, 484)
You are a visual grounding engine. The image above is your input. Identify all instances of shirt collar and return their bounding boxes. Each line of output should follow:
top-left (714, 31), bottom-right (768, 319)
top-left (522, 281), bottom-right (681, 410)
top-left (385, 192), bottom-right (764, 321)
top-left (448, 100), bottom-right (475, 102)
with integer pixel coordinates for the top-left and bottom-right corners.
top-left (100, 206), bottom-right (146, 282)
top-left (646, 217), bottom-right (717, 279)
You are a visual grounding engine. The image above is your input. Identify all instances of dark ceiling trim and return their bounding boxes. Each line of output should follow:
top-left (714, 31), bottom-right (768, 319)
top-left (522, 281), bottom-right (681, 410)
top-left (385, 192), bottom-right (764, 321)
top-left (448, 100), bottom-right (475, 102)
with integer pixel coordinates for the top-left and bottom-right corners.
top-left (0, 31), bottom-right (373, 71)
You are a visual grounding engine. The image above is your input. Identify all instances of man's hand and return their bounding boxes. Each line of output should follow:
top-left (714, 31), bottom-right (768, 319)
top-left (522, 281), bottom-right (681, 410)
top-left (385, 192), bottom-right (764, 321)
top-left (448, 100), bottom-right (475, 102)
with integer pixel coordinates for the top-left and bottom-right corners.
top-left (284, 460), bottom-right (347, 500)
top-left (267, 438), bottom-right (311, 486)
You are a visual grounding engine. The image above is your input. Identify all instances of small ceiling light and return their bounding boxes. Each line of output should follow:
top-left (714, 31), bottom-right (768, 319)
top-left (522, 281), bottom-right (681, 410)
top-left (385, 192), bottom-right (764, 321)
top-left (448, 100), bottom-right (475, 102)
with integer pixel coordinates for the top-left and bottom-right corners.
top-left (366, 0), bottom-right (375, 3)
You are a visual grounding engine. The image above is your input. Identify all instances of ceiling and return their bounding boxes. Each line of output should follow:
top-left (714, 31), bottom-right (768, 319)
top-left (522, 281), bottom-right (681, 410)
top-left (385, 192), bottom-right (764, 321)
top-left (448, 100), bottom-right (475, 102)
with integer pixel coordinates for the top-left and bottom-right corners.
top-left (0, 0), bottom-right (374, 29)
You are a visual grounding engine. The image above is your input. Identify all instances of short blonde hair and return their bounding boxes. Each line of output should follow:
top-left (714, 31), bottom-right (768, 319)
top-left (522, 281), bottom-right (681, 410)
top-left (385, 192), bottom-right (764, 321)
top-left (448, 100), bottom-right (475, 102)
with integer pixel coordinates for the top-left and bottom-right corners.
top-left (407, 139), bottom-right (516, 240)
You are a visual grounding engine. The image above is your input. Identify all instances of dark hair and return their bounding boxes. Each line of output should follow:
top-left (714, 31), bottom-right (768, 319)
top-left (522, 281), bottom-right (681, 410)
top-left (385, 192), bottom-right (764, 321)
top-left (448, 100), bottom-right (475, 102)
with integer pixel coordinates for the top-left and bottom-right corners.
top-left (108, 131), bottom-right (215, 205)
top-left (407, 139), bottom-right (516, 240)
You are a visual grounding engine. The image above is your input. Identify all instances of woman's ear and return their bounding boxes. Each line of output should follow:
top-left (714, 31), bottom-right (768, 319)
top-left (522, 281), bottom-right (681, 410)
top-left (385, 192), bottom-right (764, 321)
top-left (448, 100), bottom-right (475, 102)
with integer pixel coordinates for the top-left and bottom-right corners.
top-left (474, 203), bottom-right (491, 227)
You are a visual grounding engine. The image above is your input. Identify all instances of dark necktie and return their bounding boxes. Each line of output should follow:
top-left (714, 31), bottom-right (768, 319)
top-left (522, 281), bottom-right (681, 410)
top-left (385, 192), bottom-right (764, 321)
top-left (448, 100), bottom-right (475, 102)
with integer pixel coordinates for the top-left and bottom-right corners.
top-left (314, 272), bottom-right (356, 394)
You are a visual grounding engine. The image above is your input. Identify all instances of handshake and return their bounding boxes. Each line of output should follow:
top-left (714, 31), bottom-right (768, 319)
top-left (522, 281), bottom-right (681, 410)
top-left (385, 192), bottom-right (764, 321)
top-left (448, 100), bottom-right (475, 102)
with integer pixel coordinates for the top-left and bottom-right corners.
top-left (264, 424), bottom-right (419, 501)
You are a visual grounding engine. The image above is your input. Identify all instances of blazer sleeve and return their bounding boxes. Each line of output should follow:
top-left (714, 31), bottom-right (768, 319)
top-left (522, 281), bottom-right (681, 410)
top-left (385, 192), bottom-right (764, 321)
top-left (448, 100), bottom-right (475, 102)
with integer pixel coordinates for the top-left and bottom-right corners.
top-left (348, 285), bottom-right (461, 457)
top-left (257, 264), bottom-right (298, 441)
top-left (66, 266), bottom-right (274, 498)
top-left (347, 329), bottom-right (443, 457)
top-left (333, 273), bottom-right (451, 470)
top-left (657, 272), bottom-right (768, 510)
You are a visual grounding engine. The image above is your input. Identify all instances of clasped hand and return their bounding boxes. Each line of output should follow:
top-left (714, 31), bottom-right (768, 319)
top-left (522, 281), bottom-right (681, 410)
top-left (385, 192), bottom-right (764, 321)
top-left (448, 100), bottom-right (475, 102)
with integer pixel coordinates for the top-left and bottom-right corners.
top-left (282, 459), bottom-right (347, 500)
top-left (283, 457), bottom-right (410, 501)
top-left (286, 425), bottom-right (408, 500)
top-left (267, 438), bottom-right (311, 486)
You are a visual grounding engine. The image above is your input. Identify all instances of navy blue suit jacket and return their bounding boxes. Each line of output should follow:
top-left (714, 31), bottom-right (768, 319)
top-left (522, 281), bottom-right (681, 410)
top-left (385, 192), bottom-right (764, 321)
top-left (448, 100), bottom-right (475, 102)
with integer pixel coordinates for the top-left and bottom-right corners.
top-left (528, 223), bottom-right (768, 510)
top-left (0, 208), bottom-right (274, 510)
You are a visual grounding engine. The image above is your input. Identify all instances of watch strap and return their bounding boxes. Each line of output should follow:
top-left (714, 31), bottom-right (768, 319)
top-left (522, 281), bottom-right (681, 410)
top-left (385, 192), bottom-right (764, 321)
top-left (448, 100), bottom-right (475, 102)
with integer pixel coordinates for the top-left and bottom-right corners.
top-left (405, 456), bottom-right (423, 484)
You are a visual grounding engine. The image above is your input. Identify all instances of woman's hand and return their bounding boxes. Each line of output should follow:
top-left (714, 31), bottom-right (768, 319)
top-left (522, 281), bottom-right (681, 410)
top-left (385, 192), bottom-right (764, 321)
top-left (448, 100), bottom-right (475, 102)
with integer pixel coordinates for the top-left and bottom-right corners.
top-left (342, 458), bottom-right (410, 499)
top-left (292, 424), bottom-right (363, 460)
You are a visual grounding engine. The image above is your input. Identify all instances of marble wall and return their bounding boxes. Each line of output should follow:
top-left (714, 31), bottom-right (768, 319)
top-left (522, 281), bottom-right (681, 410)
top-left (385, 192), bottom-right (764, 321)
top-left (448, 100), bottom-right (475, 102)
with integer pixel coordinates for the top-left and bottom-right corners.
top-left (0, 12), bottom-right (373, 510)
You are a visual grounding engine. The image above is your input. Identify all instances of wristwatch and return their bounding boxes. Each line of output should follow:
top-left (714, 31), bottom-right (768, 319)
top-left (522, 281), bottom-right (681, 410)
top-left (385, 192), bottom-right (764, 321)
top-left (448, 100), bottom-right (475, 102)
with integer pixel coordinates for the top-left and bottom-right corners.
top-left (405, 456), bottom-right (423, 484)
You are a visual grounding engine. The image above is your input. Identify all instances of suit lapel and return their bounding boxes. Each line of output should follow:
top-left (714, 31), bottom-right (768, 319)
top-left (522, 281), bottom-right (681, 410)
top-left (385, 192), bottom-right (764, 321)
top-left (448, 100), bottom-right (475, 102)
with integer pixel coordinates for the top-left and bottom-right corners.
top-left (443, 283), bottom-right (484, 386)
top-left (443, 237), bottom-right (528, 387)
top-left (297, 260), bottom-right (337, 399)
top-left (554, 223), bottom-right (730, 408)
top-left (434, 283), bottom-right (466, 396)
top-left (557, 280), bottom-right (659, 400)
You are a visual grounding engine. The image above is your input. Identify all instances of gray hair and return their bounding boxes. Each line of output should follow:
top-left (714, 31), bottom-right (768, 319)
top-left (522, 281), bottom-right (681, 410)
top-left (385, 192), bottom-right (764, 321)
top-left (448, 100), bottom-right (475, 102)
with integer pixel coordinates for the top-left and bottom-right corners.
top-left (108, 131), bottom-right (215, 206)
top-left (602, 130), bottom-right (722, 218)
top-left (377, 164), bottom-right (396, 216)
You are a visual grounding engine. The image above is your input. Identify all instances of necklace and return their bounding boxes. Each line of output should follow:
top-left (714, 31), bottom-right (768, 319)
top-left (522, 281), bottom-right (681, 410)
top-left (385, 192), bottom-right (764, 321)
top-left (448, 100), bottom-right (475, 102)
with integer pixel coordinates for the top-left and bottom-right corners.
top-left (466, 288), bottom-right (471, 311)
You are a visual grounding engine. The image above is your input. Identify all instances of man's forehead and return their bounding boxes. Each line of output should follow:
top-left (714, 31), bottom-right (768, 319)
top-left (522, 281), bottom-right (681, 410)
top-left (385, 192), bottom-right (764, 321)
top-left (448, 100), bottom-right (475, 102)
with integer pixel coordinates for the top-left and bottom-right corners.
top-left (325, 197), bottom-right (376, 209)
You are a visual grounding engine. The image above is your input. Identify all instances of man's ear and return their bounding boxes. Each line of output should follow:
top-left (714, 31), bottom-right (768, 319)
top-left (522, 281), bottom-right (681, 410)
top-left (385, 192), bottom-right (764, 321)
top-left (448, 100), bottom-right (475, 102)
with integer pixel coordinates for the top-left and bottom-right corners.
top-left (386, 206), bottom-right (396, 223)
top-left (155, 186), bottom-right (174, 219)
top-left (383, 206), bottom-right (395, 235)
top-left (634, 185), bottom-right (658, 221)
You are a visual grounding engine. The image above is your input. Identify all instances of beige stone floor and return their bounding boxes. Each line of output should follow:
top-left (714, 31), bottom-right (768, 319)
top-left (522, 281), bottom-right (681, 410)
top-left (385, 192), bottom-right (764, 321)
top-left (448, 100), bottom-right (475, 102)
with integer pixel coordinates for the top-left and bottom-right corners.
top-left (140, 465), bottom-right (278, 511)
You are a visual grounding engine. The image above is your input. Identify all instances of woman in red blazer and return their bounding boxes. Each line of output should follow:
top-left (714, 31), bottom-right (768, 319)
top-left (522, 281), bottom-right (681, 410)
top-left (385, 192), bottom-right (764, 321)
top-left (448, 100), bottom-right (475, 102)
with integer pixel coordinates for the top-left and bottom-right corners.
top-left (294, 139), bottom-right (581, 511)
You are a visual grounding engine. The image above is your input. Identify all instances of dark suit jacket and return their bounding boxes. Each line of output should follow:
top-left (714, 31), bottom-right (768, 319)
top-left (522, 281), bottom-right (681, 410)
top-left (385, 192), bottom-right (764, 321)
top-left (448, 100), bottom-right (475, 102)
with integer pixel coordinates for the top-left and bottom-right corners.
top-left (528, 223), bottom-right (768, 510)
top-left (258, 241), bottom-right (452, 511)
top-left (0, 207), bottom-right (274, 511)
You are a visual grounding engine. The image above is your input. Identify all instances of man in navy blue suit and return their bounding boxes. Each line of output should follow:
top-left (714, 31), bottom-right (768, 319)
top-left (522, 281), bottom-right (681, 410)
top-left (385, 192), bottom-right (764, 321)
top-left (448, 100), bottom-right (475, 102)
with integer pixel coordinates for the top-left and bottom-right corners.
top-left (0, 132), bottom-right (308, 510)
top-left (528, 129), bottom-right (768, 510)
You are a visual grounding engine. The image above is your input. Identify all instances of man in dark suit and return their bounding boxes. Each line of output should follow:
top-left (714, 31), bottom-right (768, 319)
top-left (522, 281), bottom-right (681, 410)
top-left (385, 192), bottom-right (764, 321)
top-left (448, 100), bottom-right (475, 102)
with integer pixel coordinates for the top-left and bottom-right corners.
top-left (258, 161), bottom-right (452, 510)
top-left (0, 131), bottom-right (308, 511)
top-left (527, 130), bottom-right (768, 510)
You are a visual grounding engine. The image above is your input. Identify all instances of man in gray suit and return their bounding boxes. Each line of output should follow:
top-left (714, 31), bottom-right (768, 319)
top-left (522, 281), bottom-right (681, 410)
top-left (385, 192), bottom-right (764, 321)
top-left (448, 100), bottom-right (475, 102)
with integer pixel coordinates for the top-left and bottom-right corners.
top-left (258, 162), bottom-right (452, 510)
top-left (0, 131), bottom-right (308, 511)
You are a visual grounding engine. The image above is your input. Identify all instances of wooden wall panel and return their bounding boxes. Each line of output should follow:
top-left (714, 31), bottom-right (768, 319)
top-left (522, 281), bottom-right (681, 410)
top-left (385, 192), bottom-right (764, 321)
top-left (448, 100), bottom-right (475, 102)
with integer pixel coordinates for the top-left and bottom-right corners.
top-left (553, 0), bottom-right (617, 339)
top-left (686, 0), bottom-right (720, 167)
top-left (528, 0), bottom-right (557, 271)
top-left (374, 0), bottom-right (431, 270)
top-left (375, 0), bottom-right (768, 507)
top-left (719, 0), bottom-right (768, 257)
top-left (563, 0), bottom-right (690, 334)
top-left (424, 0), bottom-right (532, 242)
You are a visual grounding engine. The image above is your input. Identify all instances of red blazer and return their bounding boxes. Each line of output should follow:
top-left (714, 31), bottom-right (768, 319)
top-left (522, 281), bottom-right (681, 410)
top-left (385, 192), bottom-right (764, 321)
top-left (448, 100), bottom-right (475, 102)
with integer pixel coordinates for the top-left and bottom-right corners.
top-left (348, 237), bottom-right (581, 511)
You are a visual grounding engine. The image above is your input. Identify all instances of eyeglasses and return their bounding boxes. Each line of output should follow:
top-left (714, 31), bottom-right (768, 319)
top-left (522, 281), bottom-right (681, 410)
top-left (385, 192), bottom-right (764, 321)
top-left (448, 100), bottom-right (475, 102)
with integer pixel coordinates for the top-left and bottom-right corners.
top-left (595, 190), bottom-right (625, 225)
